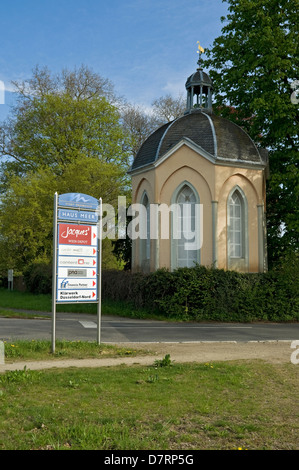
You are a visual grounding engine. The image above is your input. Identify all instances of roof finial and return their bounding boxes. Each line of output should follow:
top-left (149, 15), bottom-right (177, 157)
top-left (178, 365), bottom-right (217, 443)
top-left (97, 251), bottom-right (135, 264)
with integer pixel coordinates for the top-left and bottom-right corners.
top-left (196, 41), bottom-right (204, 69)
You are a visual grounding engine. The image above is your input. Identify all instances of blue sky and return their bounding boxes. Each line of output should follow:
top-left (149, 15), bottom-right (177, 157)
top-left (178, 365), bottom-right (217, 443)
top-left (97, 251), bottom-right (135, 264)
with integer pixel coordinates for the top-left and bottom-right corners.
top-left (0, 0), bottom-right (228, 119)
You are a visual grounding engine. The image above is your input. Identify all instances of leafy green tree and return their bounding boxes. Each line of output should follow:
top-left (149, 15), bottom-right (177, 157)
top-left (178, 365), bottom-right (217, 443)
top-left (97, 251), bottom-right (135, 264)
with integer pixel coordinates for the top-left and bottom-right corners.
top-left (0, 96), bottom-right (128, 185)
top-left (0, 167), bottom-right (55, 271)
top-left (203, 0), bottom-right (299, 266)
top-left (0, 156), bottom-right (127, 271)
top-left (0, 66), bottom-right (130, 272)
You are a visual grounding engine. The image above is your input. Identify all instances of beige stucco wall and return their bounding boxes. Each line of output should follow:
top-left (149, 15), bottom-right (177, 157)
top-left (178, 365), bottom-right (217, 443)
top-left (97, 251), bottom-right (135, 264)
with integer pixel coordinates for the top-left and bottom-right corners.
top-left (216, 170), bottom-right (262, 272)
top-left (131, 170), bottom-right (155, 272)
top-left (157, 147), bottom-right (213, 269)
top-left (131, 143), bottom-right (266, 273)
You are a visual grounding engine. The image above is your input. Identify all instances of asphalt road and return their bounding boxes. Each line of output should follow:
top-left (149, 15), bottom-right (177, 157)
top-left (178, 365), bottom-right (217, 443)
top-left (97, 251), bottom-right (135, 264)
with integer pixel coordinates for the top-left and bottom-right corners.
top-left (1, 312), bottom-right (299, 343)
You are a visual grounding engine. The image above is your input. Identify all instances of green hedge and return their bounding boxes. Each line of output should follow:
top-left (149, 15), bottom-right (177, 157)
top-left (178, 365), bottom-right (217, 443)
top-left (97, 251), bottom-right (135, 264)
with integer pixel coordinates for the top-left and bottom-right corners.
top-left (22, 259), bottom-right (299, 322)
top-left (102, 263), bottom-right (299, 322)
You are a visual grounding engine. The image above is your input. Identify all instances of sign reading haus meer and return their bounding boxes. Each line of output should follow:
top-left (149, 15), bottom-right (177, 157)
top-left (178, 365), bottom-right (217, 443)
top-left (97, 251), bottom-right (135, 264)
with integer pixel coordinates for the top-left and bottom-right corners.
top-left (52, 193), bottom-right (102, 353)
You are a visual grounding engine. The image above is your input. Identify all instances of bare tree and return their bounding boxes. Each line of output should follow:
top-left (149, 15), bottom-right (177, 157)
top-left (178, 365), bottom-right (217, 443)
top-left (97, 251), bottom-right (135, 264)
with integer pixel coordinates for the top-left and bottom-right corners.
top-left (11, 64), bottom-right (116, 102)
top-left (61, 65), bottom-right (115, 101)
top-left (121, 103), bottom-right (160, 159)
top-left (152, 93), bottom-right (185, 124)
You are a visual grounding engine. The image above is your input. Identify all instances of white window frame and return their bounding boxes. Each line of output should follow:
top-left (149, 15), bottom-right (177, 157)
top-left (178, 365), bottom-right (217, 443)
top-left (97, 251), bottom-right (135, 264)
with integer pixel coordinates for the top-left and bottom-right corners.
top-left (171, 181), bottom-right (201, 271)
top-left (227, 186), bottom-right (249, 270)
top-left (140, 192), bottom-right (150, 265)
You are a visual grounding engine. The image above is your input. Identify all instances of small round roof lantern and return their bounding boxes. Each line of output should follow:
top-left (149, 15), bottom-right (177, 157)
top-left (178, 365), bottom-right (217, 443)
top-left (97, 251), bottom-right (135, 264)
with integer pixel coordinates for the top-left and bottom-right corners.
top-left (185, 42), bottom-right (213, 113)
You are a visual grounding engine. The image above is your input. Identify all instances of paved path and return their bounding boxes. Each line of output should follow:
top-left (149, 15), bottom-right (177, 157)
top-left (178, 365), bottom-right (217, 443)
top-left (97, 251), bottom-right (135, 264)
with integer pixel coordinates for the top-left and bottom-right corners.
top-left (1, 340), bottom-right (297, 372)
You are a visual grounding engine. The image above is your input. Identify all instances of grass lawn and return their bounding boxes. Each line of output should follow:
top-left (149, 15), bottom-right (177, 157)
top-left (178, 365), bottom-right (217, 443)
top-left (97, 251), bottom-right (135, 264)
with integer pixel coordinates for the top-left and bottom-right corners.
top-left (0, 359), bottom-right (298, 450)
top-left (0, 288), bottom-right (164, 320)
top-left (2, 339), bottom-right (149, 362)
top-left (1, 288), bottom-right (298, 450)
top-left (0, 288), bottom-right (52, 312)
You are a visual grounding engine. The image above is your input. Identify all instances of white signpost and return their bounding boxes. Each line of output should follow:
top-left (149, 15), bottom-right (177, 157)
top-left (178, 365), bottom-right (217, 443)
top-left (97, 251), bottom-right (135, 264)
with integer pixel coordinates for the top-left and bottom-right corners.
top-left (7, 269), bottom-right (13, 291)
top-left (52, 193), bottom-right (102, 353)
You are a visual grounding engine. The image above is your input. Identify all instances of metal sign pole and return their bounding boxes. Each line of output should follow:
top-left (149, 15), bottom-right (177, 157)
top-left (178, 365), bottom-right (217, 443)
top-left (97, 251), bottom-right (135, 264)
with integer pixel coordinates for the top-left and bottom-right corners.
top-left (51, 192), bottom-right (58, 354)
top-left (97, 198), bottom-right (102, 345)
top-left (52, 192), bottom-right (102, 350)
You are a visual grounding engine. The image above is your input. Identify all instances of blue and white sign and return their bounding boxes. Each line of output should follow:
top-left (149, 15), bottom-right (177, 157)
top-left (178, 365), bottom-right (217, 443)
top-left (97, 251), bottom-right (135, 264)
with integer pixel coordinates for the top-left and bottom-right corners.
top-left (52, 191), bottom-right (103, 353)
top-left (56, 223), bottom-right (98, 303)
top-left (58, 193), bottom-right (99, 210)
top-left (58, 209), bottom-right (98, 223)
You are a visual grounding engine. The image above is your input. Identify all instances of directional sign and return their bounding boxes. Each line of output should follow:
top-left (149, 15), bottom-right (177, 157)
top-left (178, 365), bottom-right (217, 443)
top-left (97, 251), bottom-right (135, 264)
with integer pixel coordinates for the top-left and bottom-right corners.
top-left (57, 267), bottom-right (97, 278)
top-left (57, 290), bottom-right (97, 302)
top-left (58, 223), bottom-right (98, 246)
top-left (58, 278), bottom-right (97, 289)
top-left (58, 256), bottom-right (97, 268)
top-left (58, 209), bottom-right (98, 223)
top-left (58, 193), bottom-right (99, 210)
top-left (58, 245), bottom-right (97, 257)
top-left (56, 223), bottom-right (98, 303)
top-left (52, 192), bottom-right (102, 353)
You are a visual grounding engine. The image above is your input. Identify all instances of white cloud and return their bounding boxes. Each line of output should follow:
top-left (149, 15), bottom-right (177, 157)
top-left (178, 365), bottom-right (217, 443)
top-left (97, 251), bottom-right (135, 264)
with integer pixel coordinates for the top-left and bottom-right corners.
top-left (162, 80), bottom-right (186, 98)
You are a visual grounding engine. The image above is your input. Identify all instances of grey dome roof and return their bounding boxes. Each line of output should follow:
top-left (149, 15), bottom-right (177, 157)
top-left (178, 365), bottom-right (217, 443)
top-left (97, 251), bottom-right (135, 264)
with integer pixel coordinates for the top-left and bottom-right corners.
top-left (185, 69), bottom-right (213, 92)
top-left (130, 109), bottom-right (267, 172)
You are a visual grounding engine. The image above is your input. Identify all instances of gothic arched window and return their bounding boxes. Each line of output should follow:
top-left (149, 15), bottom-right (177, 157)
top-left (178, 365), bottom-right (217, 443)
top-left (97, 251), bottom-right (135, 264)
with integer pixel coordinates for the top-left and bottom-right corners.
top-left (228, 188), bottom-right (247, 262)
top-left (140, 192), bottom-right (150, 265)
top-left (172, 183), bottom-right (200, 269)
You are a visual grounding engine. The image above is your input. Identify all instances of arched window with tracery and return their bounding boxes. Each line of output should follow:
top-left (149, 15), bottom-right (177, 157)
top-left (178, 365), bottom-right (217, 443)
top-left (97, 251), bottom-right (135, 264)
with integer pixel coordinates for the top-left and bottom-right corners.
top-left (227, 187), bottom-right (248, 269)
top-left (172, 183), bottom-right (200, 269)
top-left (140, 192), bottom-right (150, 268)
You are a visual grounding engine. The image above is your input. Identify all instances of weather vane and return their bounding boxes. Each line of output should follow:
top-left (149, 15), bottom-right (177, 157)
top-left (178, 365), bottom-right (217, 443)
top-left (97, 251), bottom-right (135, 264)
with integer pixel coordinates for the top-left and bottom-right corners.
top-left (196, 41), bottom-right (205, 68)
top-left (197, 41), bottom-right (205, 54)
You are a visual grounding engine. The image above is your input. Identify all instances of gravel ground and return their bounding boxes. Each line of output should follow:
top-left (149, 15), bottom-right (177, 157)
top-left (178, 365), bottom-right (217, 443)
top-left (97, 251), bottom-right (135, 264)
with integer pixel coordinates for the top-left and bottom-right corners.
top-left (0, 340), bottom-right (296, 371)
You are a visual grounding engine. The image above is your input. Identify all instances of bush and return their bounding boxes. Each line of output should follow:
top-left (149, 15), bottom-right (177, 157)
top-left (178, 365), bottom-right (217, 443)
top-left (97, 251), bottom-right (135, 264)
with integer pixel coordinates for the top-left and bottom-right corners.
top-left (21, 255), bottom-right (299, 322)
top-left (102, 262), bottom-right (299, 322)
top-left (23, 262), bottom-right (52, 295)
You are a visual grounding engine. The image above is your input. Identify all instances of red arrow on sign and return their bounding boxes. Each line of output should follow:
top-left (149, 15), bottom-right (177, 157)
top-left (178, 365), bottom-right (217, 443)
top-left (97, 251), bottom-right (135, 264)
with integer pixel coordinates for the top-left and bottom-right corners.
top-left (92, 292), bottom-right (96, 298)
top-left (93, 270), bottom-right (96, 276)
top-left (93, 281), bottom-right (96, 287)
top-left (93, 260), bottom-right (96, 265)
top-left (93, 248), bottom-right (96, 255)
